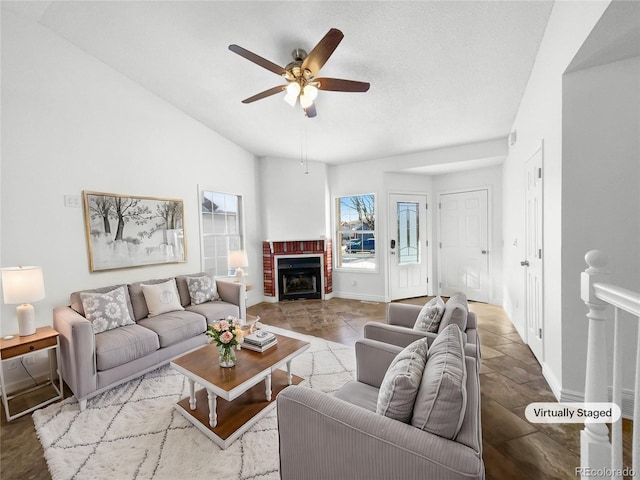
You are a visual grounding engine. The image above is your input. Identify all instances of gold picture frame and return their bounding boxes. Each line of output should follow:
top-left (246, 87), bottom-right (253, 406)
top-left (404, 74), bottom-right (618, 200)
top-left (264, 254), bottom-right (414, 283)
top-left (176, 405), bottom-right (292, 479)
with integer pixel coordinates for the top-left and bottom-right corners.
top-left (83, 191), bottom-right (187, 272)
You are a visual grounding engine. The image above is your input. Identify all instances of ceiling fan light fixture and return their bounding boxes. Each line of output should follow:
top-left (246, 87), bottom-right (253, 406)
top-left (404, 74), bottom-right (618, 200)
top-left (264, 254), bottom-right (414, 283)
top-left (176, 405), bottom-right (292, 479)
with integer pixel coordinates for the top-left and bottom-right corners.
top-left (299, 93), bottom-right (314, 109)
top-left (303, 84), bottom-right (318, 101)
top-left (283, 82), bottom-right (301, 106)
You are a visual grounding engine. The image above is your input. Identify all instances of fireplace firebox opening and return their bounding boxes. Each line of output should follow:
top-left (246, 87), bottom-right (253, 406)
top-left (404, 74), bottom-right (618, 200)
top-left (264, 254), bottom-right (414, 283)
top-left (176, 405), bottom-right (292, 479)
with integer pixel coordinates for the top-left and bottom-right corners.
top-left (278, 257), bottom-right (322, 301)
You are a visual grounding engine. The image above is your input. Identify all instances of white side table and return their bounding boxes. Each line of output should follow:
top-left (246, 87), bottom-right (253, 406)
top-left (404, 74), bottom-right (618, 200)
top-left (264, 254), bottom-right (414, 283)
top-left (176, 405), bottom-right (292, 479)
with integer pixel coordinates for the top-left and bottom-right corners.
top-left (0, 326), bottom-right (63, 421)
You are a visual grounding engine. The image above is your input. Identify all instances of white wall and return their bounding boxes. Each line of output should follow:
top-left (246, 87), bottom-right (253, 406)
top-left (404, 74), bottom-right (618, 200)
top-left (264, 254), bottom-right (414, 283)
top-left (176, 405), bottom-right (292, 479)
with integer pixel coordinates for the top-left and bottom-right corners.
top-left (561, 56), bottom-right (640, 396)
top-left (502, 0), bottom-right (611, 397)
top-left (258, 157), bottom-right (330, 241)
top-left (432, 164), bottom-right (504, 304)
top-left (329, 140), bottom-right (507, 303)
top-left (329, 162), bottom-right (386, 301)
top-left (0, 12), bottom-right (262, 340)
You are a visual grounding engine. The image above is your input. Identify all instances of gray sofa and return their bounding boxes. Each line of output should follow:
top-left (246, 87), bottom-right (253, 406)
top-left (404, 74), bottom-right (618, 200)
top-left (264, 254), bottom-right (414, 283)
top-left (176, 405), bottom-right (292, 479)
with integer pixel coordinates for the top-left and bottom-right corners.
top-left (53, 275), bottom-right (245, 410)
top-left (363, 292), bottom-right (481, 362)
top-left (277, 327), bottom-right (484, 479)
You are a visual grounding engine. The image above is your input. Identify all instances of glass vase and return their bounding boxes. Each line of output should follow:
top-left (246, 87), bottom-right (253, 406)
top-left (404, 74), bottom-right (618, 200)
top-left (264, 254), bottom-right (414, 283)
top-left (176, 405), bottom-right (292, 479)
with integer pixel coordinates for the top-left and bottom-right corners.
top-left (218, 345), bottom-right (236, 367)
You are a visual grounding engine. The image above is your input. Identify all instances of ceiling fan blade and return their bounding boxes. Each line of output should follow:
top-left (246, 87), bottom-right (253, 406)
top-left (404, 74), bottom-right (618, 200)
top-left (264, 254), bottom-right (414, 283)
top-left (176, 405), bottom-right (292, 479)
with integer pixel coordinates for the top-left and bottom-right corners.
top-left (229, 44), bottom-right (287, 76)
top-left (304, 103), bottom-right (317, 118)
top-left (301, 28), bottom-right (344, 76)
top-left (315, 77), bottom-right (370, 92)
top-left (241, 85), bottom-right (286, 104)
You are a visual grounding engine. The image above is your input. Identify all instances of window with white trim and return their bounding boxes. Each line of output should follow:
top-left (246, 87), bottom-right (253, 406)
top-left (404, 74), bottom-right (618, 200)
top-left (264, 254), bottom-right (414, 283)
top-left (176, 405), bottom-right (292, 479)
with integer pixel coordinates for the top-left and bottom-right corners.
top-left (336, 194), bottom-right (376, 270)
top-left (200, 190), bottom-right (243, 276)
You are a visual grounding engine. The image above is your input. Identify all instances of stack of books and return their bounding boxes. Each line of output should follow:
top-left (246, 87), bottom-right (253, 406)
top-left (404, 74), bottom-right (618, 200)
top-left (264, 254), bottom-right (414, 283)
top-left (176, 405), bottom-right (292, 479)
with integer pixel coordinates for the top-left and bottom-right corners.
top-left (242, 330), bottom-right (277, 352)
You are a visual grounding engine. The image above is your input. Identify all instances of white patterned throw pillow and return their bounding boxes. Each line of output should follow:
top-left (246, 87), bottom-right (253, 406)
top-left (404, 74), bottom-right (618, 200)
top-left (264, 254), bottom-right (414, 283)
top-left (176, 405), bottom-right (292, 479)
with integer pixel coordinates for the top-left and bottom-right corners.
top-left (186, 275), bottom-right (219, 305)
top-left (80, 286), bottom-right (135, 334)
top-left (141, 279), bottom-right (185, 317)
top-left (414, 296), bottom-right (446, 333)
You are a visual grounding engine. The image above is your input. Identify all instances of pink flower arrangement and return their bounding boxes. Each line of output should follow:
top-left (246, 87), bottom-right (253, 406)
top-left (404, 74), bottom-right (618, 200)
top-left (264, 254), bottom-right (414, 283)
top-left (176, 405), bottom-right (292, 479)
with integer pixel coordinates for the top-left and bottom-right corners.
top-left (206, 316), bottom-right (244, 348)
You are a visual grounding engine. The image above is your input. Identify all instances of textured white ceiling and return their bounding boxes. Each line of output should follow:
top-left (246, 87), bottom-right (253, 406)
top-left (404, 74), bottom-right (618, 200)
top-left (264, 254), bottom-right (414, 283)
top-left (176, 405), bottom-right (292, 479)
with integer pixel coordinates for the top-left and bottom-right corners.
top-left (5, 0), bottom-right (554, 165)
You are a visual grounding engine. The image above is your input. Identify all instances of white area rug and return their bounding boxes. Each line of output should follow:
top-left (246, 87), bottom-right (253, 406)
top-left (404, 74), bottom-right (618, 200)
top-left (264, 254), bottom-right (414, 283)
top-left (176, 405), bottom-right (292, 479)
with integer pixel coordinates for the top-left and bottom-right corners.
top-left (33, 326), bottom-right (355, 480)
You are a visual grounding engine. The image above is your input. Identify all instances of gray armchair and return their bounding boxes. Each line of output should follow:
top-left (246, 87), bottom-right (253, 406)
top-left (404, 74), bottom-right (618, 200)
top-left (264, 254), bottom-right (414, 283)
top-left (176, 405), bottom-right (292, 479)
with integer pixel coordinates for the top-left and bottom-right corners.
top-left (364, 295), bottom-right (481, 361)
top-left (277, 337), bottom-right (484, 480)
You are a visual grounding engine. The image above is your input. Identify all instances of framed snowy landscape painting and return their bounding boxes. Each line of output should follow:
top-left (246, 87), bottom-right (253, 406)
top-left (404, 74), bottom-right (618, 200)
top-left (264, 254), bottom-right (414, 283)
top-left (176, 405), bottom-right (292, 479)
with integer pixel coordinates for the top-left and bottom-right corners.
top-left (83, 191), bottom-right (186, 272)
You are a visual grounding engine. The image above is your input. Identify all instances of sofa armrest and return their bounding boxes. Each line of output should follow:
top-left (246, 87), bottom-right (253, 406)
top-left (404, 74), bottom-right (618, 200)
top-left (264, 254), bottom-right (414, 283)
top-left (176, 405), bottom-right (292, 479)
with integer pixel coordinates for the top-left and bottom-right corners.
top-left (52, 306), bottom-right (97, 402)
top-left (277, 386), bottom-right (484, 480)
top-left (364, 322), bottom-right (436, 349)
top-left (355, 339), bottom-right (402, 388)
top-left (215, 279), bottom-right (246, 321)
top-left (386, 302), bottom-right (422, 328)
top-left (467, 310), bottom-right (478, 329)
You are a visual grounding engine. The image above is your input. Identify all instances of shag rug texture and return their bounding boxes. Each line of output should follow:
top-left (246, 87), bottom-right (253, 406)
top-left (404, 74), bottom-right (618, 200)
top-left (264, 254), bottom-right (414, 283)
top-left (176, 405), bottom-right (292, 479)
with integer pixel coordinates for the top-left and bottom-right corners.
top-left (33, 326), bottom-right (356, 480)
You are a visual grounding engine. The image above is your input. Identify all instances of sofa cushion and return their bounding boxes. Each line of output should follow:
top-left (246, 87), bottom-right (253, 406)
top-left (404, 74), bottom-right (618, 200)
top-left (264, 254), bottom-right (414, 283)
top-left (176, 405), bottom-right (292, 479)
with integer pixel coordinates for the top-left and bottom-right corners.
top-left (413, 296), bottom-right (446, 333)
top-left (175, 273), bottom-right (220, 307)
top-left (376, 337), bottom-right (429, 423)
top-left (95, 324), bottom-right (160, 371)
top-left (411, 323), bottom-right (467, 439)
top-left (137, 310), bottom-right (206, 348)
top-left (71, 284), bottom-right (135, 320)
top-left (186, 301), bottom-right (240, 324)
top-left (185, 274), bottom-right (219, 305)
top-left (335, 380), bottom-right (379, 413)
top-left (438, 292), bottom-right (469, 333)
top-left (141, 279), bottom-right (185, 317)
top-left (80, 286), bottom-right (136, 334)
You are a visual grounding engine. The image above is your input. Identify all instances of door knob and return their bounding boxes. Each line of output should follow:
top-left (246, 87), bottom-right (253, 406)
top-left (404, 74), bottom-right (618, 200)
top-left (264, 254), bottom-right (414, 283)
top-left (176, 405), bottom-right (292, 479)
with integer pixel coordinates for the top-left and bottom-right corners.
top-left (520, 260), bottom-right (529, 267)
top-left (481, 250), bottom-right (487, 255)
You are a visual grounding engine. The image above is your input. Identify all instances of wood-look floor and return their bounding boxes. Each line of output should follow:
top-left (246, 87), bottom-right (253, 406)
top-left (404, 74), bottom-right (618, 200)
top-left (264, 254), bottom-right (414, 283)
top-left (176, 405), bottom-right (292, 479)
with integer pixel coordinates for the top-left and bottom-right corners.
top-left (0, 297), bottom-right (630, 479)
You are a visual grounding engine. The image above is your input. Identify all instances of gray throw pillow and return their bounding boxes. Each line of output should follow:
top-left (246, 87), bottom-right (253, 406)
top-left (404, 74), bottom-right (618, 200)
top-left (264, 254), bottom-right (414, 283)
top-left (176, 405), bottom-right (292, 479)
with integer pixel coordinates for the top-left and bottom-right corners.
top-left (414, 296), bottom-right (446, 332)
top-left (376, 337), bottom-right (429, 423)
top-left (411, 323), bottom-right (467, 439)
top-left (80, 286), bottom-right (136, 334)
top-left (438, 292), bottom-right (469, 333)
top-left (186, 274), bottom-right (219, 305)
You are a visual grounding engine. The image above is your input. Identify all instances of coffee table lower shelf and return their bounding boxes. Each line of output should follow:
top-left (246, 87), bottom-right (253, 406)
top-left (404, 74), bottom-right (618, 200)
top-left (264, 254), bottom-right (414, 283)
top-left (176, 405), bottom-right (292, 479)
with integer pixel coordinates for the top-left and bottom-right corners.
top-left (174, 369), bottom-right (304, 449)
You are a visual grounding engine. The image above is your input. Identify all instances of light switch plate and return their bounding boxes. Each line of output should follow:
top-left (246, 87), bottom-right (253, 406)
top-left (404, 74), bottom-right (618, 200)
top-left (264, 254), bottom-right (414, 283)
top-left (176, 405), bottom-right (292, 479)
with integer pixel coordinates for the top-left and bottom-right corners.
top-left (64, 194), bottom-right (81, 208)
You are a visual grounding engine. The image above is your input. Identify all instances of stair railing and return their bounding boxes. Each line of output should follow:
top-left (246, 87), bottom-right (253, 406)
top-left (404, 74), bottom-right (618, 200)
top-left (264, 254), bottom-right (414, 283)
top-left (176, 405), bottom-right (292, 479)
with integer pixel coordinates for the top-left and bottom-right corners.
top-left (581, 250), bottom-right (640, 479)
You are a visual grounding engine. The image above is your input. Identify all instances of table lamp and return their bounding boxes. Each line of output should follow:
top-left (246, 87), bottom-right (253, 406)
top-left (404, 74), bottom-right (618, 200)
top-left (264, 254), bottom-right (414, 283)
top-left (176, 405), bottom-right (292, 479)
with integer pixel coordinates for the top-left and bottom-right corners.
top-left (228, 250), bottom-right (248, 284)
top-left (2, 266), bottom-right (46, 336)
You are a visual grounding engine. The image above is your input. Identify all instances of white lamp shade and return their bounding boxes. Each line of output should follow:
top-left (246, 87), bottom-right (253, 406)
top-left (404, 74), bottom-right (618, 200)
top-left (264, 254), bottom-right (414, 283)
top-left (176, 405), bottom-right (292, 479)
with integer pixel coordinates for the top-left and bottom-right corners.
top-left (228, 250), bottom-right (249, 269)
top-left (284, 82), bottom-right (301, 107)
top-left (299, 94), bottom-right (313, 109)
top-left (303, 84), bottom-right (318, 101)
top-left (2, 266), bottom-right (46, 304)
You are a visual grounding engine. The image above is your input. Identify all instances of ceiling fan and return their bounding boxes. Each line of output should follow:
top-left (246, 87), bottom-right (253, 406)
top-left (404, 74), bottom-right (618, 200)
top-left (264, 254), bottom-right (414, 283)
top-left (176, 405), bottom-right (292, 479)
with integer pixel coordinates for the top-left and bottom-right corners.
top-left (229, 28), bottom-right (370, 118)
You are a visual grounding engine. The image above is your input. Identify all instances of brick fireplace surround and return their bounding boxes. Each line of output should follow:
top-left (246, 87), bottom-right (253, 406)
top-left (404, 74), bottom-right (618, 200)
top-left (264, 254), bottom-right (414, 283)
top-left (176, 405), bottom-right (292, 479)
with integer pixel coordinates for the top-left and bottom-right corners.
top-left (262, 240), bottom-right (333, 299)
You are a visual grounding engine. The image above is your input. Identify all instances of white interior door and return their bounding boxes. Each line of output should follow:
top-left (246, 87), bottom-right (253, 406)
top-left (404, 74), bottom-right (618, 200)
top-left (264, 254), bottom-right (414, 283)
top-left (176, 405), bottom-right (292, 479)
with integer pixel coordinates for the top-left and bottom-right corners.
top-left (438, 189), bottom-right (489, 302)
top-left (523, 145), bottom-right (544, 362)
top-left (389, 194), bottom-right (428, 300)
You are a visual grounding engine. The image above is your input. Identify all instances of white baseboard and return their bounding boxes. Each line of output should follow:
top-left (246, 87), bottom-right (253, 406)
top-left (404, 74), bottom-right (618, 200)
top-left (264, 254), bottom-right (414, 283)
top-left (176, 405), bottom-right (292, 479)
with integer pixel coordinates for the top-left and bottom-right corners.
top-left (541, 364), bottom-right (562, 401)
top-left (561, 386), bottom-right (635, 419)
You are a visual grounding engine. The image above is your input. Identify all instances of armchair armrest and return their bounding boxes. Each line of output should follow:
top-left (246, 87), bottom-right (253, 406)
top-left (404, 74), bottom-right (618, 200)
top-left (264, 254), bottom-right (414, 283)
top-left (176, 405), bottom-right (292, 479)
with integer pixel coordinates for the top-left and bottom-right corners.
top-left (52, 306), bottom-right (97, 404)
top-left (277, 386), bottom-right (484, 480)
top-left (365, 323), bottom-right (479, 361)
top-left (467, 310), bottom-right (478, 329)
top-left (386, 302), bottom-right (422, 328)
top-left (215, 279), bottom-right (246, 321)
top-left (364, 322), bottom-right (436, 349)
top-left (355, 338), bottom-right (402, 388)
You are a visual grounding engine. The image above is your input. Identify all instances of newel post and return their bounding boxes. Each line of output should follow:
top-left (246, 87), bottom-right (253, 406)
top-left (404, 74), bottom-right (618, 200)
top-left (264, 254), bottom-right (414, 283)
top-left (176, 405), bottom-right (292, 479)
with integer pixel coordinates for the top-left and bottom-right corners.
top-left (580, 250), bottom-right (612, 477)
